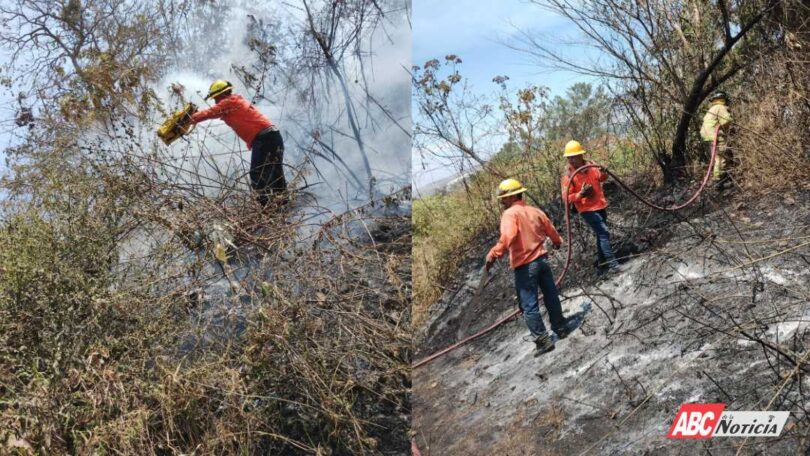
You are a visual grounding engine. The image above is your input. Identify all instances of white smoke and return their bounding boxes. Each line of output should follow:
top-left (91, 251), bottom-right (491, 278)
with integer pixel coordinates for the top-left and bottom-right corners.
top-left (151, 1), bottom-right (411, 220)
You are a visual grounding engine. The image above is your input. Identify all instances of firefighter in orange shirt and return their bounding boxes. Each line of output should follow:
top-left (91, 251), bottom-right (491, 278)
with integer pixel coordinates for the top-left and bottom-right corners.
top-left (191, 80), bottom-right (286, 206)
top-left (560, 140), bottom-right (619, 274)
top-left (485, 179), bottom-right (572, 355)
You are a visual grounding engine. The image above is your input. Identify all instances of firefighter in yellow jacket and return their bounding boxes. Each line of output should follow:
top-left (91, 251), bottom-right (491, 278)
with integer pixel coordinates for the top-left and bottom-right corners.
top-left (700, 91), bottom-right (733, 190)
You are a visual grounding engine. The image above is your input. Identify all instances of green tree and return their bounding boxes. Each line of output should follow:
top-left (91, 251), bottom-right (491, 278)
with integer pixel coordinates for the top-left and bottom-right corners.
top-left (545, 83), bottom-right (611, 143)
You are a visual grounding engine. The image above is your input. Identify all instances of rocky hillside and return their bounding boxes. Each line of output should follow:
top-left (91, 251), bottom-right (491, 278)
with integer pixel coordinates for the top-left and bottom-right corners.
top-left (413, 183), bottom-right (810, 455)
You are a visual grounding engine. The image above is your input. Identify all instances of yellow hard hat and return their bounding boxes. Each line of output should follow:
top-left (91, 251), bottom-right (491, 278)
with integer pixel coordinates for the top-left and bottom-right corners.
top-left (497, 178), bottom-right (527, 199)
top-left (205, 80), bottom-right (233, 100)
top-left (564, 140), bottom-right (586, 157)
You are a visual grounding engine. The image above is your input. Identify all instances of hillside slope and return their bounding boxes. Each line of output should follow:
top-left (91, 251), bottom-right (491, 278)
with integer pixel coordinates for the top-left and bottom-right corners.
top-left (413, 184), bottom-right (810, 454)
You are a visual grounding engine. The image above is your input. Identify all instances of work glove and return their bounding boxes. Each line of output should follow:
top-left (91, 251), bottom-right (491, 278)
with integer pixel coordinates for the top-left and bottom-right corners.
top-left (485, 255), bottom-right (495, 272)
top-left (580, 183), bottom-right (594, 198)
top-left (179, 103), bottom-right (197, 125)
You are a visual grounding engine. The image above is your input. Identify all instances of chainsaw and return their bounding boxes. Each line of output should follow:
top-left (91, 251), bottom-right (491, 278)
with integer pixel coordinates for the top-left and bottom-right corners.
top-left (157, 102), bottom-right (197, 145)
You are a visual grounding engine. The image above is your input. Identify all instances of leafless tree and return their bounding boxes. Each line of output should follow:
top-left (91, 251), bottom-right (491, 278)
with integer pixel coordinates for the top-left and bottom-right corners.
top-left (0, 1), bottom-right (412, 453)
top-left (265, 0), bottom-right (410, 198)
top-left (0, 0), bottom-right (177, 122)
top-left (412, 56), bottom-right (497, 171)
top-left (513, 0), bottom-right (781, 182)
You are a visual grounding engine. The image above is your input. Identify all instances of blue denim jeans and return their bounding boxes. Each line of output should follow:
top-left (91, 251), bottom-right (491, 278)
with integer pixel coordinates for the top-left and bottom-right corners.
top-left (580, 209), bottom-right (619, 269)
top-left (513, 255), bottom-right (566, 338)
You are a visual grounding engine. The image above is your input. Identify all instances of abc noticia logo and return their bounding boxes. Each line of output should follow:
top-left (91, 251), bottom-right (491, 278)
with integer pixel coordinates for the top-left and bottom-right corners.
top-left (667, 403), bottom-right (790, 438)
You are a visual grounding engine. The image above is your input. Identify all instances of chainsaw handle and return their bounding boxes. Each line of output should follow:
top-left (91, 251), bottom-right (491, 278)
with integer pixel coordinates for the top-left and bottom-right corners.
top-left (175, 103), bottom-right (198, 132)
top-left (180, 102), bottom-right (197, 122)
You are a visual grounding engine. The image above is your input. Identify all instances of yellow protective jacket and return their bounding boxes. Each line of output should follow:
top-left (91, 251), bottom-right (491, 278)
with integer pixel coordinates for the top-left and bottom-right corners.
top-left (700, 103), bottom-right (732, 143)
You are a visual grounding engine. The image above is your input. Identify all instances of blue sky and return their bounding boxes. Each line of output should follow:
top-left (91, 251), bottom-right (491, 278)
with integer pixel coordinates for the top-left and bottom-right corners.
top-left (0, 48), bottom-right (15, 175)
top-left (412, 0), bottom-right (594, 192)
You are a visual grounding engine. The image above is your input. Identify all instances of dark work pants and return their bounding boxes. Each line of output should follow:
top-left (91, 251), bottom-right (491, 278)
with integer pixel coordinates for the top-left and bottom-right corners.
top-left (513, 255), bottom-right (567, 338)
top-left (580, 209), bottom-right (619, 269)
top-left (250, 129), bottom-right (286, 205)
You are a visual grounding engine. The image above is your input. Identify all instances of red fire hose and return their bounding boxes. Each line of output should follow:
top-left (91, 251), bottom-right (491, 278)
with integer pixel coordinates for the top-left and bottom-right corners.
top-left (411, 126), bottom-right (720, 370)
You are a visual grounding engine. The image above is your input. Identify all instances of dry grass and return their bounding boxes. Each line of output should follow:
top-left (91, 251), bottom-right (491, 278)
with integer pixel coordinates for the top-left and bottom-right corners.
top-left (732, 87), bottom-right (810, 191)
top-left (412, 85), bottom-right (810, 332)
top-left (717, 10), bottom-right (810, 192)
top-left (0, 142), bottom-right (412, 454)
top-left (412, 186), bottom-right (496, 328)
top-left (412, 139), bottom-right (652, 330)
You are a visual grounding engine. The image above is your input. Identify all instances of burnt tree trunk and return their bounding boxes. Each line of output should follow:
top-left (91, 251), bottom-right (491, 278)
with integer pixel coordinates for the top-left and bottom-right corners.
top-left (667, 3), bottom-right (774, 182)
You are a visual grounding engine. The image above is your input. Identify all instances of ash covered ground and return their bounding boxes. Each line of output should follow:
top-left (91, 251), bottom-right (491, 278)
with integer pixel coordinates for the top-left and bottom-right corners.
top-left (413, 182), bottom-right (810, 455)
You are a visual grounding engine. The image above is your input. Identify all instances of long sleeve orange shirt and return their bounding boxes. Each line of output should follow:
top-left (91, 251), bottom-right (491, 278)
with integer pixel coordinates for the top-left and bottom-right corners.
top-left (190, 94), bottom-right (274, 149)
top-left (487, 200), bottom-right (563, 269)
top-left (560, 161), bottom-right (609, 213)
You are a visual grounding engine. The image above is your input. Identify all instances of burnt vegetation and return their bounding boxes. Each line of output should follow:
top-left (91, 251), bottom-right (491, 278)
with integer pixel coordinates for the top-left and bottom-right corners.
top-left (0, 0), bottom-right (410, 454)
top-left (412, 0), bottom-right (810, 453)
